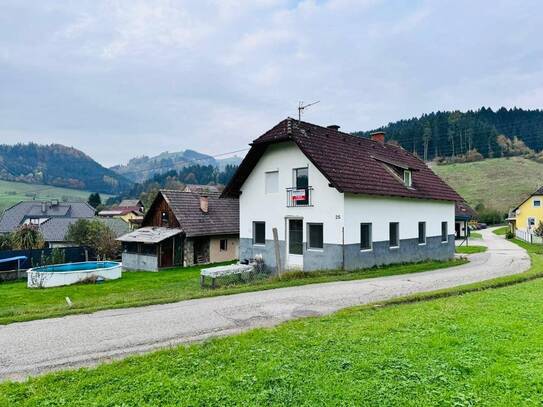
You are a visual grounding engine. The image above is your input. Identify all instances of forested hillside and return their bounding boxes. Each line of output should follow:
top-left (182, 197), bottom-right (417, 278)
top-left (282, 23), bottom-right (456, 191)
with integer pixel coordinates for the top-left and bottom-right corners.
top-left (0, 143), bottom-right (132, 194)
top-left (113, 164), bottom-right (238, 208)
top-left (354, 107), bottom-right (543, 161)
top-left (111, 149), bottom-right (218, 183)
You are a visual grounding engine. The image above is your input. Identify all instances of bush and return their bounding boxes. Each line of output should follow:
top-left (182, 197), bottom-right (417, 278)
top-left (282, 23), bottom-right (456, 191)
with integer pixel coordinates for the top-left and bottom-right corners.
top-left (66, 219), bottom-right (120, 260)
top-left (478, 209), bottom-right (505, 225)
top-left (505, 231), bottom-right (515, 239)
top-left (11, 225), bottom-right (44, 250)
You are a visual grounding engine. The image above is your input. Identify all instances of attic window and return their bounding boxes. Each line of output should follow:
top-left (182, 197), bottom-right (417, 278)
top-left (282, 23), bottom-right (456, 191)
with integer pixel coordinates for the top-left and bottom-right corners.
top-left (403, 170), bottom-right (412, 187)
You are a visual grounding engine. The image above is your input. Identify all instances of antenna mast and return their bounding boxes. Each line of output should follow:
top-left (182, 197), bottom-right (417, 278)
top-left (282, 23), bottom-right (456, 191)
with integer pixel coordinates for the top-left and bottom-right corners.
top-left (298, 100), bottom-right (320, 121)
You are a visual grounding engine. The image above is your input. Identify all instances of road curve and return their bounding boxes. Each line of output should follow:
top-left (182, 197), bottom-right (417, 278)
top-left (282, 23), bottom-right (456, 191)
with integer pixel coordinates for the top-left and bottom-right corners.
top-left (0, 228), bottom-right (530, 381)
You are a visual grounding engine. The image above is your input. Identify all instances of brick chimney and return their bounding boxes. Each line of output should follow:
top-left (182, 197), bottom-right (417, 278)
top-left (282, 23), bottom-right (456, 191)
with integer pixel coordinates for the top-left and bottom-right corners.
top-left (370, 131), bottom-right (385, 144)
top-left (200, 196), bottom-right (209, 213)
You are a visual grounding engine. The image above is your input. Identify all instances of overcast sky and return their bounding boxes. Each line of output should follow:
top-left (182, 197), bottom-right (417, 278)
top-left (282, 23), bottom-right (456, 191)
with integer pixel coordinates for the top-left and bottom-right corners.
top-left (1, 0), bottom-right (542, 166)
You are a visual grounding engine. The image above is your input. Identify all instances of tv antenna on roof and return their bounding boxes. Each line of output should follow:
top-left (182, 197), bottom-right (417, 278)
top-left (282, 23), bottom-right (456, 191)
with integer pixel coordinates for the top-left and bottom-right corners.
top-left (298, 100), bottom-right (320, 121)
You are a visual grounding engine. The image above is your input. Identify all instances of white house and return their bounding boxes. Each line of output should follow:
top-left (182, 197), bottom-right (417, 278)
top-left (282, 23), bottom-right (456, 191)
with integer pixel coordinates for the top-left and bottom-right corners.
top-left (222, 118), bottom-right (463, 272)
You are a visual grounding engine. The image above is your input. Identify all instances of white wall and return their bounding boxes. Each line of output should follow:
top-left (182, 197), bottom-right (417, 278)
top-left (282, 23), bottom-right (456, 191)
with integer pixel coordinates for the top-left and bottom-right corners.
top-left (344, 194), bottom-right (455, 244)
top-left (240, 142), bottom-right (345, 244)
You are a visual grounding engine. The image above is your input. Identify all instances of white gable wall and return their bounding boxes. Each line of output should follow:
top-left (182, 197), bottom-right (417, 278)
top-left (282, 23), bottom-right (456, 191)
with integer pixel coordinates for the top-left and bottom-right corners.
top-left (239, 141), bottom-right (345, 245)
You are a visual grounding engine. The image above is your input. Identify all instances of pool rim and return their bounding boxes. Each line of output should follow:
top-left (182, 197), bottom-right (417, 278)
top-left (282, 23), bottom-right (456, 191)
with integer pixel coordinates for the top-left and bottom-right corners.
top-left (28, 261), bottom-right (122, 274)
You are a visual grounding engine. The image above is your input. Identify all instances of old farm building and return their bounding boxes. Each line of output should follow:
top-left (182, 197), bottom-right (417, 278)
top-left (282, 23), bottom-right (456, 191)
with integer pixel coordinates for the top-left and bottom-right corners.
top-left (118, 190), bottom-right (239, 271)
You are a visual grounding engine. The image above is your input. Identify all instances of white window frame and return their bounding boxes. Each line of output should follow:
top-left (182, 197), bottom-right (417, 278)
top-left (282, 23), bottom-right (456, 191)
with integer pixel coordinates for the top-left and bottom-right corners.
top-left (418, 221), bottom-right (426, 245)
top-left (219, 239), bottom-right (228, 252)
top-left (307, 223), bottom-right (324, 251)
top-left (389, 222), bottom-right (400, 249)
top-left (360, 223), bottom-right (373, 252)
top-left (265, 170), bottom-right (279, 194)
top-left (441, 221), bottom-right (448, 243)
top-left (253, 221), bottom-right (266, 246)
top-left (403, 170), bottom-right (412, 187)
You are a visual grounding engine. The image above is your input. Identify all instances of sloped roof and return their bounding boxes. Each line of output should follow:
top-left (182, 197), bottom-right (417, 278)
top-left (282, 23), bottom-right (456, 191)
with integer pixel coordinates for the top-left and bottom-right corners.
top-left (183, 184), bottom-right (222, 194)
top-left (118, 199), bottom-right (142, 208)
top-left (222, 118), bottom-right (463, 202)
top-left (455, 201), bottom-right (478, 220)
top-left (39, 217), bottom-right (129, 242)
top-left (117, 227), bottom-right (183, 243)
top-left (0, 201), bottom-right (95, 234)
top-left (158, 190), bottom-right (239, 237)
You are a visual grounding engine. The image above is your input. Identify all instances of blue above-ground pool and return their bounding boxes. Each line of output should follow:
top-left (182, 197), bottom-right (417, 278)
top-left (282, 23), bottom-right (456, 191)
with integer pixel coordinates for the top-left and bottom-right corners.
top-left (27, 261), bottom-right (122, 288)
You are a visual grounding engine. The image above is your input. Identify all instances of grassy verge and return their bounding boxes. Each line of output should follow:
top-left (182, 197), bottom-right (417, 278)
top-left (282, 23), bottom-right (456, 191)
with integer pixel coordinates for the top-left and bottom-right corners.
top-left (469, 231), bottom-right (482, 239)
top-left (0, 239), bottom-right (540, 405)
top-left (493, 226), bottom-right (509, 235)
top-left (455, 245), bottom-right (487, 254)
top-left (0, 259), bottom-right (465, 325)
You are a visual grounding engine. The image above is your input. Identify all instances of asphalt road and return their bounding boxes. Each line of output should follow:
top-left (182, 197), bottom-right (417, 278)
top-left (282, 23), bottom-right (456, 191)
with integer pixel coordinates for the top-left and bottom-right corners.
top-left (0, 228), bottom-right (530, 381)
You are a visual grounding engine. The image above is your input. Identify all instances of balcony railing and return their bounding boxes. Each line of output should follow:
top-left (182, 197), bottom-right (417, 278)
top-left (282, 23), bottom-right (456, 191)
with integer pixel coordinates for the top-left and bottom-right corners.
top-left (286, 187), bottom-right (313, 207)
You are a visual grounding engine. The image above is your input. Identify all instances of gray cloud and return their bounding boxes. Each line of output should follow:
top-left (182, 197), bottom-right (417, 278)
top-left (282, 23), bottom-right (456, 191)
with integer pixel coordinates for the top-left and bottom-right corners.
top-left (1, 0), bottom-right (542, 166)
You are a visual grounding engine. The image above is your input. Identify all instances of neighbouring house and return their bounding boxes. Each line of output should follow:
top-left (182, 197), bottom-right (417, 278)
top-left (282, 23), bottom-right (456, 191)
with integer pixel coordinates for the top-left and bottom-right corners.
top-left (0, 201), bottom-right (95, 247)
top-left (118, 199), bottom-right (145, 213)
top-left (0, 200), bottom-right (129, 248)
top-left (508, 186), bottom-right (543, 242)
top-left (97, 208), bottom-right (144, 230)
top-left (221, 118), bottom-right (463, 273)
top-left (183, 184), bottom-right (222, 194)
top-left (98, 199), bottom-right (145, 230)
top-left (117, 190), bottom-right (239, 271)
top-left (455, 201), bottom-right (478, 239)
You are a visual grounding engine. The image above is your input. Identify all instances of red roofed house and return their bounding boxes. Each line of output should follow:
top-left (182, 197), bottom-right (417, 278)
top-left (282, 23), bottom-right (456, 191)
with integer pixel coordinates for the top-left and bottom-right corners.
top-left (222, 118), bottom-right (463, 272)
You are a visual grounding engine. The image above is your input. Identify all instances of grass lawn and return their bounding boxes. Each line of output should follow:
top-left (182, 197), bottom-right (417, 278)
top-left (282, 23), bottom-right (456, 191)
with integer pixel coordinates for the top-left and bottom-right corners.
top-left (493, 226), bottom-right (509, 235)
top-left (455, 245), bottom-right (487, 254)
top-left (0, 259), bottom-right (466, 325)
top-left (1, 240), bottom-right (542, 405)
top-left (432, 156), bottom-right (543, 212)
top-left (469, 231), bottom-right (482, 239)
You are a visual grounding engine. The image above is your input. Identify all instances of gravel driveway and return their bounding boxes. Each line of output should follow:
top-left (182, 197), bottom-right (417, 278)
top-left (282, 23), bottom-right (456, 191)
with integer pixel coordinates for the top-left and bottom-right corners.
top-left (0, 228), bottom-right (530, 381)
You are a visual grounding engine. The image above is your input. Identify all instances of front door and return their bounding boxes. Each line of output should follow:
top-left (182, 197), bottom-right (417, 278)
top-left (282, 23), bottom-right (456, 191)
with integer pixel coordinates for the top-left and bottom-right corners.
top-left (287, 219), bottom-right (304, 270)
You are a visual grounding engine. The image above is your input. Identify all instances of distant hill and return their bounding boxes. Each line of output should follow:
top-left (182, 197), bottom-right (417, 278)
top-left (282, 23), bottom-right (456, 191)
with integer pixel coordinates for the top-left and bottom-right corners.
top-left (0, 143), bottom-right (132, 195)
top-left (432, 157), bottom-right (543, 213)
top-left (111, 149), bottom-right (243, 182)
top-left (354, 107), bottom-right (543, 161)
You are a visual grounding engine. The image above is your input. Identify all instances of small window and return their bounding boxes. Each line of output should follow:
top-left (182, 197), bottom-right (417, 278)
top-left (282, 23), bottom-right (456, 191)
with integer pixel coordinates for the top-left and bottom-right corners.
top-left (441, 221), bottom-right (448, 242)
top-left (418, 222), bottom-right (426, 244)
top-left (534, 199), bottom-right (541, 208)
top-left (265, 171), bottom-right (279, 194)
top-left (140, 243), bottom-right (157, 256)
top-left (389, 222), bottom-right (399, 248)
top-left (360, 223), bottom-right (372, 250)
top-left (403, 170), bottom-right (412, 187)
top-left (253, 221), bottom-right (265, 245)
top-left (161, 211), bottom-right (169, 226)
top-left (307, 223), bottom-right (323, 250)
top-left (220, 239), bottom-right (228, 251)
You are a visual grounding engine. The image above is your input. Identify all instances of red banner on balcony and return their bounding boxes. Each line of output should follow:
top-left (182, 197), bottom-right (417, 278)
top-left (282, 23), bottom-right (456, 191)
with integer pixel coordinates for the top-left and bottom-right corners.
top-left (291, 189), bottom-right (306, 201)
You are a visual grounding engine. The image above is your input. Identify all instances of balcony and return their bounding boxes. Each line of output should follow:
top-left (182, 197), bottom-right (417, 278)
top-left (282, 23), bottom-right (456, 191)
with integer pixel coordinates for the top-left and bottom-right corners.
top-left (286, 187), bottom-right (313, 207)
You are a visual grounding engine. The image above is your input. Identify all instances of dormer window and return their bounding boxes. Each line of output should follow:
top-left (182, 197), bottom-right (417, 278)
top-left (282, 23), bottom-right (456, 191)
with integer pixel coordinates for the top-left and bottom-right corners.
top-left (403, 170), bottom-right (412, 187)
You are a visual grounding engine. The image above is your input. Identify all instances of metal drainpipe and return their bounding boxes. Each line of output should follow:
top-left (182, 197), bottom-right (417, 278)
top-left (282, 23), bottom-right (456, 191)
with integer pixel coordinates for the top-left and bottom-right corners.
top-left (342, 226), bottom-right (345, 271)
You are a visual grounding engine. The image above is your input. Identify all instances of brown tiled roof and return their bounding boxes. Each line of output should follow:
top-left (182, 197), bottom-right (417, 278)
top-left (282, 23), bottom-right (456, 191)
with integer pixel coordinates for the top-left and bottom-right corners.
top-left (455, 201), bottom-right (478, 220)
top-left (160, 190), bottom-right (238, 237)
top-left (223, 118), bottom-right (463, 202)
